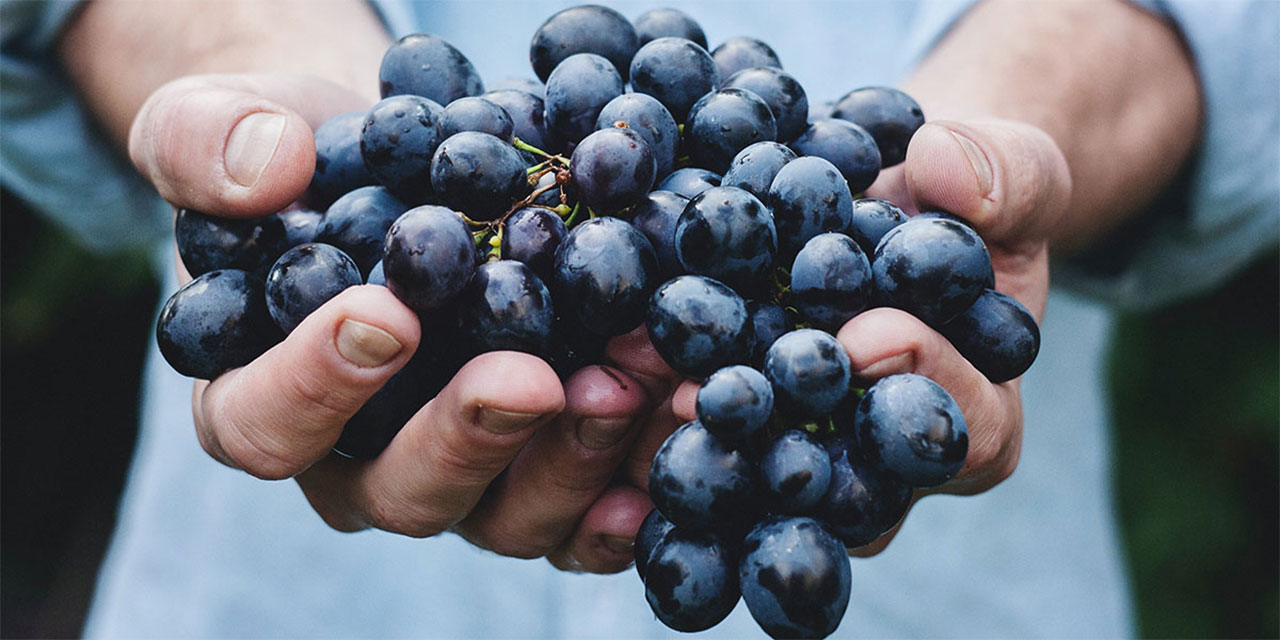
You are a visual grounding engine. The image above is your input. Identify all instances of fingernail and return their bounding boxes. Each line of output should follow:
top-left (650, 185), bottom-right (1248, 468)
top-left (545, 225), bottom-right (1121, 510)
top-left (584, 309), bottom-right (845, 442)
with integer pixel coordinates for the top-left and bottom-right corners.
top-left (225, 112), bottom-right (286, 187)
top-left (575, 417), bottom-right (633, 450)
top-left (478, 407), bottom-right (543, 434)
top-left (602, 535), bottom-right (634, 555)
top-left (336, 318), bottom-right (403, 367)
top-left (948, 129), bottom-right (993, 196)
top-left (854, 351), bottom-right (916, 380)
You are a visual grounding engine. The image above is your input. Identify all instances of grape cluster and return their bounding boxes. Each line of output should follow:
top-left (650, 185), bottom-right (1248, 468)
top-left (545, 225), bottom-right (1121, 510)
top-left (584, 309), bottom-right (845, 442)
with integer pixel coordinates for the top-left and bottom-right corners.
top-left (154, 5), bottom-right (1042, 637)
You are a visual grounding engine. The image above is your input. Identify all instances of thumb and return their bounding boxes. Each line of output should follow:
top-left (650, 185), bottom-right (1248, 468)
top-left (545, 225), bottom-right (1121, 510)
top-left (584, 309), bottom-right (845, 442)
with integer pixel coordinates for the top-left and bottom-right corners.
top-left (128, 73), bottom-right (370, 218)
top-left (901, 120), bottom-right (1071, 245)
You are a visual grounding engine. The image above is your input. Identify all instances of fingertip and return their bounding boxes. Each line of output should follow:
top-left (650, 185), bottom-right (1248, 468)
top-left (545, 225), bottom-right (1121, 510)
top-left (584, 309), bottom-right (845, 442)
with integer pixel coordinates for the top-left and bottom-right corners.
top-left (672, 379), bottom-right (699, 423)
top-left (564, 365), bottom-right (648, 419)
top-left (449, 351), bottom-right (567, 421)
top-left (903, 121), bottom-right (993, 220)
top-left (549, 485), bottom-right (652, 574)
top-left (837, 308), bottom-right (928, 380)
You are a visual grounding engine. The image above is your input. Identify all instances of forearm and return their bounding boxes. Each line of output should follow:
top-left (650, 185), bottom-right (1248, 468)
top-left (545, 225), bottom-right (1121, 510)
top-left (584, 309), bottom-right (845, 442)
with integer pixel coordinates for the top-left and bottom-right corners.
top-left (57, 0), bottom-right (391, 147)
top-left (904, 0), bottom-right (1201, 250)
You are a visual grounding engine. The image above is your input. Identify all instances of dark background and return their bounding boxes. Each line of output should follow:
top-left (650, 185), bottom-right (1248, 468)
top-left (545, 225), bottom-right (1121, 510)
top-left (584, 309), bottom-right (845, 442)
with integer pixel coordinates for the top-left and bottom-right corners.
top-left (1, 189), bottom-right (1277, 638)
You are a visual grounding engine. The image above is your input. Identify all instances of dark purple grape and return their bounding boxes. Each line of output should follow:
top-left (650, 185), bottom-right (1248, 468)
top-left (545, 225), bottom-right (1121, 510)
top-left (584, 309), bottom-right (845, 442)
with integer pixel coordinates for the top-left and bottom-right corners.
top-left (629, 190), bottom-right (689, 280)
top-left (634, 8), bottom-right (707, 49)
top-left (790, 119), bottom-right (880, 193)
top-left (544, 53), bottom-right (624, 143)
top-left (831, 86), bottom-right (925, 167)
top-left (628, 37), bottom-right (719, 123)
top-left (847, 197), bottom-right (905, 256)
top-left (739, 516), bottom-right (850, 640)
top-left (809, 101), bottom-right (835, 121)
top-left (529, 5), bottom-right (639, 82)
top-left (487, 76), bottom-right (544, 98)
top-left (685, 88), bottom-right (777, 174)
top-left (156, 269), bottom-right (281, 380)
top-left (382, 205), bottom-right (476, 313)
top-left (360, 95), bottom-right (445, 205)
top-left (644, 528), bottom-right (740, 633)
top-left (309, 111), bottom-right (378, 208)
top-left (790, 232), bottom-right (872, 331)
top-left (483, 89), bottom-right (560, 152)
top-left (596, 93), bottom-right (679, 178)
top-left (265, 243), bottom-right (362, 334)
top-left (551, 217), bottom-right (658, 336)
top-left (429, 131), bottom-right (527, 222)
top-left (723, 67), bottom-right (809, 142)
top-left (816, 436), bottom-right (912, 547)
top-left (657, 167), bottom-right (721, 199)
top-left (314, 186), bottom-right (410, 278)
top-left (367, 260), bottom-right (386, 286)
top-left (674, 186), bottom-right (777, 296)
top-left (334, 349), bottom-right (443, 459)
top-left (379, 33), bottom-right (484, 104)
top-left (277, 205), bottom-right (324, 248)
top-left (175, 208), bottom-right (289, 279)
top-left (871, 216), bottom-right (993, 326)
top-left (711, 36), bottom-right (782, 80)
top-left (649, 420), bottom-right (756, 531)
top-left (635, 508), bottom-right (676, 581)
top-left (764, 329), bottom-right (851, 422)
top-left (767, 156), bottom-right (854, 260)
top-left (646, 275), bottom-right (750, 379)
top-left (746, 301), bottom-right (789, 368)
top-left (456, 260), bottom-right (555, 357)
top-left (500, 207), bottom-right (567, 283)
top-left (761, 430), bottom-right (832, 515)
top-left (939, 289), bottom-right (1040, 383)
top-left (855, 373), bottom-right (968, 487)
top-left (696, 365), bottom-right (774, 448)
top-left (544, 314), bottom-right (609, 379)
top-left (439, 96), bottom-right (514, 141)
top-left (721, 141), bottom-right (796, 201)
top-left (569, 127), bottom-right (656, 213)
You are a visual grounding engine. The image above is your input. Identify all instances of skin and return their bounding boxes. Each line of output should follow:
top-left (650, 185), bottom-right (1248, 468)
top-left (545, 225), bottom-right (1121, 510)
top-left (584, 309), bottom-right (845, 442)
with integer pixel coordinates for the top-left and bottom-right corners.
top-left (58, 0), bottom-right (1200, 571)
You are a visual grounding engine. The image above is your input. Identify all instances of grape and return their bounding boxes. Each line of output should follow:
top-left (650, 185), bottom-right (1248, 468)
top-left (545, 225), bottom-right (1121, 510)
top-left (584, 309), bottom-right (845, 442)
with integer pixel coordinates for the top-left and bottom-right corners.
top-left (551, 217), bottom-right (658, 336)
top-left (265, 243), bottom-right (362, 334)
top-left (544, 314), bottom-right (608, 380)
top-left (711, 36), bottom-right (782, 80)
top-left (156, 269), bottom-right (281, 380)
top-left (871, 216), bottom-right (993, 326)
top-left (745, 301), bottom-right (789, 368)
top-left (721, 141), bottom-right (796, 202)
top-left (847, 197), bottom-right (905, 256)
top-left (760, 430), bottom-right (832, 515)
top-left (855, 373), bottom-right (968, 487)
top-left (361, 95), bottom-right (445, 205)
top-left (656, 167), bottom-right (721, 199)
top-left (595, 93), bottom-right (679, 178)
top-left (500, 207), bottom-right (567, 283)
top-left (439, 96), bottom-right (515, 141)
top-left (544, 53), bottom-right (624, 143)
top-left (646, 275), bottom-right (750, 378)
top-left (939, 289), bottom-right (1041, 383)
top-left (723, 67), bottom-right (809, 142)
top-left (487, 77), bottom-right (544, 97)
top-left (628, 190), bottom-right (689, 280)
top-left (644, 528), bottom-right (740, 633)
top-left (429, 131), bottom-right (527, 221)
top-left (789, 118), bottom-right (881, 193)
top-left (379, 33), bottom-right (483, 104)
top-left (809, 101), bottom-right (835, 121)
top-left (674, 185), bottom-right (777, 296)
top-left (629, 37), bottom-right (719, 122)
top-left (456, 260), bottom-right (555, 357)
top-left (277, 205), bottom-right (324, 248)
top-left (366, 260), bottom-right (386, 286)
top-left (634, 8), bottom-right (707, 49)
top-left (649, 420), bottom-right (756, 531)
top-left (790, 232), bottom-right (873, 331)
top-left (310, 111), bottom-right (377, 208)
top-left (767, 156), bottom-right (854, 260)
top-left (382, 205), bottom-right (476, 313)
top-left (739, 516), bottom-right (851, 640)
top-left (685, 88), bottom-right (777, 173)
top-left (529, 5), bottom-right (639, 82)
top-left (696, 365), bottom-right (774, 448)
top-left (831, 86), bottom-right (925, 167)
top-left (634, 508), bottom-right (676, 581)
top-left (334, 350), bottom-right (444, 459)
top-left (483, 89), bottom-right (560, 153)
top-left (816, 436), bottom-right (912, 547)
top-left (314, 186), bottom-right (410, 278)
top-left (764, 329), bottom-right (851, 421)
top-left (174, 208), bottom-right (288, 279)
top-left (569, 127), bottom-right (656, 213)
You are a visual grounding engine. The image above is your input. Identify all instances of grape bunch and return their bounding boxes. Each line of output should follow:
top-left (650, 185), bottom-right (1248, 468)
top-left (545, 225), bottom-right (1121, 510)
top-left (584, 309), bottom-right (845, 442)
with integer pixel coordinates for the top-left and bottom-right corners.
top-left (154, 5), bottom-right (1041, 637)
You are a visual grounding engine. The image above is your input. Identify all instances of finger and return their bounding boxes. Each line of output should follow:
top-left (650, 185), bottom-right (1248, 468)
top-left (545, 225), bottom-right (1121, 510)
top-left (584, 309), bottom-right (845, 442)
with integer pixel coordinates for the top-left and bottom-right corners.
top-left (671, 379), bottom-right (699, 423)
top-left (620, 393), bottom-right (683, 491)
top-left (547, 485), bottom-right (654, 574)
top-left (837, 308), bottom-right (1022, 495)
top-left (195, 285), bottom-right (420, 480)
top-left (453, 365), bottom-right (648, 559)
top-left (299, 351), bottom-right (565, 537)
top-left (129, 73), bottom-right (369, 217)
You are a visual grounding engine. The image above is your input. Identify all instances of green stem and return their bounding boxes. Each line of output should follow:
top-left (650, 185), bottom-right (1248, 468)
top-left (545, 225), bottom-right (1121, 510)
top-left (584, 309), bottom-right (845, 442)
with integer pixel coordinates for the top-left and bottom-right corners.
top-left (563, 202), bottom-right (583, 227)
top-left (512, 137), bottom-right (552, 158)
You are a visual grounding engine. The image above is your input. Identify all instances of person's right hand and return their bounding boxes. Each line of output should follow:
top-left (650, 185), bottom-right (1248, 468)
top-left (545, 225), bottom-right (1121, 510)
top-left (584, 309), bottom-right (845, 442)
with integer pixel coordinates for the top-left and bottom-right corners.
top-left (130, 72), bottom-right (663, 573)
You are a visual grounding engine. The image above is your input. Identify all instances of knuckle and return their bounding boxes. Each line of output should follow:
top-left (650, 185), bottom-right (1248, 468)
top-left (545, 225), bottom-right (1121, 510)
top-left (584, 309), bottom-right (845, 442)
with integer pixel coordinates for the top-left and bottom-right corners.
top-left (362, 493), bottom-right (450, 539)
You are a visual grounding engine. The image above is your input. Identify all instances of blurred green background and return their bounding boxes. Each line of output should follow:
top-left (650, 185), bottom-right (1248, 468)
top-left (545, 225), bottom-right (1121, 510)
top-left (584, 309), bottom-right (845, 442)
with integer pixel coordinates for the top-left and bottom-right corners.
top-left (1, 189), bottom-right (1277, 638)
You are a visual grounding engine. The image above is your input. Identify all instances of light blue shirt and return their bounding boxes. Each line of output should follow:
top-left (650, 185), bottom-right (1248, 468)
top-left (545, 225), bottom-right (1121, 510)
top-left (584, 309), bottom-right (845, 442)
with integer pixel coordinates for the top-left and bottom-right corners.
top-left (2, 1), bottom-right (1276, 637)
